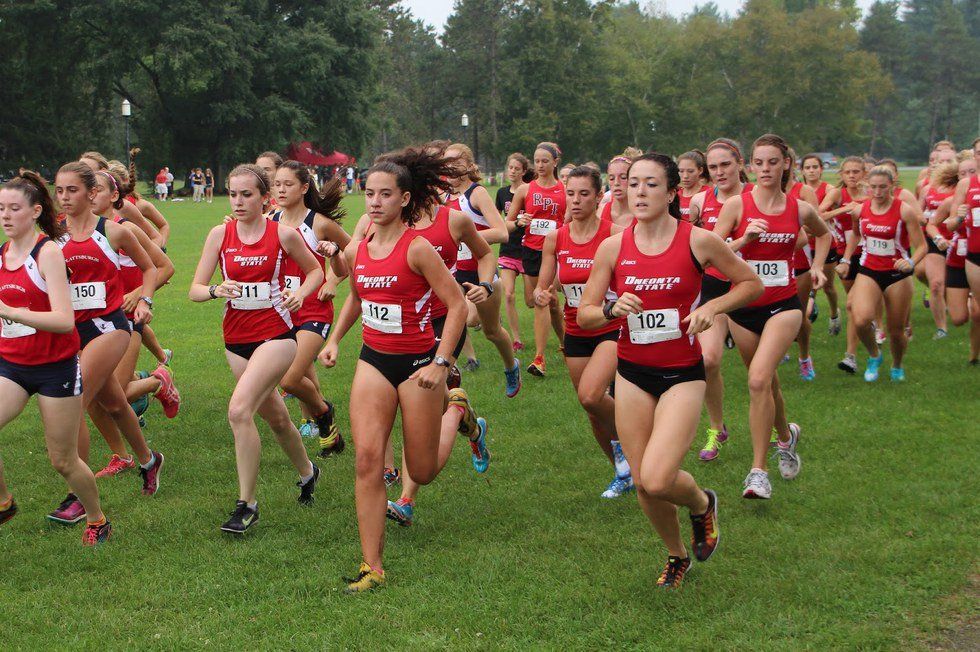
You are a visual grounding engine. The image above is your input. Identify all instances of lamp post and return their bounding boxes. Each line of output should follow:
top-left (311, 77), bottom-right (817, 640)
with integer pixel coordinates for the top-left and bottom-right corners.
top-left (121, 99), bottom-right (132, 159)
top-left (461, 113), bottom-right (469, 147)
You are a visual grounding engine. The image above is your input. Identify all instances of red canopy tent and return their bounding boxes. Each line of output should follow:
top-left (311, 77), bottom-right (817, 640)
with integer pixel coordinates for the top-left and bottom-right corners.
top-left (285, 142), bottom-right (354, 167)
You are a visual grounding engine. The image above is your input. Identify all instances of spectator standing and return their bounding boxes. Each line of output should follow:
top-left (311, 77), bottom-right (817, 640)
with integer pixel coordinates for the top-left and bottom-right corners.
top-left (165, 167), bottom-right (174, 199)
top-left (192, 168), bottom-right (205, 202)
top-left (204, 167), bottom-right (214, 203)
top-left (155, 168), bottom-right (169, 200)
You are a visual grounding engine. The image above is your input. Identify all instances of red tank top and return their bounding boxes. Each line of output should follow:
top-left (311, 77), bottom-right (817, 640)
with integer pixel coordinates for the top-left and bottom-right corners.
top-left (354, 229), bottom-right (435, 354)
top-left (965, 175), bottom-right (980, 255)
top-left (59, 216), bottom-right (125, 322)
top-left (446, 184), bottom-right (487, 272)
top-left (600, 201), bottom-right (613, 222)
top-left (923, 186), bottom-right (954, 241)
top-left (555, 220), bottom-right (621, 338)
top-left (698, 187), bottom-right (729, 281)
top-left (947, 223), bottom-right (969, 269)
top-left (832, 187), bottom-right (857, 256)
top-left (111, 216), bottom-right (144, 318)
top-left (413, 206), bottom-right (457, 320)
top-left (858, 199), bottom-right (910, 271)
top-left (219, 219), bottom-right (292, 344)
top-left (787, 182), bottom-right (803, 201)
top-left (522, 179), bottom-right (566, 251)
top-left (0, 236), bottom-right (80, 365)
top-left (734, 192), bottom-right (800, 306)
top-left (679, 186), bottom-right (706, 222)
top-left (614, 221), bottom-right (702, 368)
top-left (815, 181), bottom-right (829, 205)
top-left (273, 209), bottom-right (332, 327)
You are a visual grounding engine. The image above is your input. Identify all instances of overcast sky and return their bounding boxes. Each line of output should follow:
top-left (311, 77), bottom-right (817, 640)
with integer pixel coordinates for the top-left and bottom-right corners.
top-left (400, 0), bottom-right (875, 32)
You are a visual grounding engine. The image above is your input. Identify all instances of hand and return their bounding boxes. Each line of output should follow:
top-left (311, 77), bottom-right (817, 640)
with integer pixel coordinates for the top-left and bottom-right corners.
top-left (0, 298), bottom-right (10, 320)
top-left (810, 267), bottom-right (827, 290)
top-left (610, 292), bottom-right (643, 317)
top-left (934, 237), bottom-right (949, 252)
top-left (281, 290), bottom-right (303, 312)
top-left (682, 304), bottom-right (717, 334)
top-left (462, 282), bottom-right (490, 304)
top-left (317, 280), bottom-right (337, 302)
top-left (316, 240), bottom-right (340, 258)
top-left (318, 341), bottom-right (338, 367)
top-left (213, 280), bottom-right (242, 299)
top-left (410, 362), bottom-right (448, 390)
top-left (845, 201), bottom-right (862, 213)
top-left (894, 258), bottom-right (913, 273)
top-left (532, 286), bottom-right (552, 307)
top-left (133, 302), bottom-right (153, 325)
top-left (516, 213), bottom-right (529, 228)
top-left (122, 288), bottom-right (142, 314)
top-left (835, 261), bottom-right (850, 279)
top-left (742, 219), bottom-right (769, 242)
top-left (222, 214), bottom-right (234, 224)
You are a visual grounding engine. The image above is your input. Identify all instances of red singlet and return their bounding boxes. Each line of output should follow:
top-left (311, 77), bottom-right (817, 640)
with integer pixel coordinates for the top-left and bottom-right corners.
top-left (58, 216), bottom-right (124, 323)
top-left (858, 199), bottom-right (910, 271)
top-left (555, 220), bottom-right (621, 338)
top-left (965, 175), bottom-right (980, 255)
top-left (273, 209), bottom-right (333, 327)
top-left (413, 206), bottom-right (457, 320)
top-left (733, 192), bottom-right (800, 307)
top-left (522, 180), bottom-right (566, 251)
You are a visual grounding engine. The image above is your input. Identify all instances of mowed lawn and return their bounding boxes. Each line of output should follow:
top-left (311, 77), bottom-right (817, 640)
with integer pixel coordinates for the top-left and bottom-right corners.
top-left (1, 177), bottom-right (976, 649)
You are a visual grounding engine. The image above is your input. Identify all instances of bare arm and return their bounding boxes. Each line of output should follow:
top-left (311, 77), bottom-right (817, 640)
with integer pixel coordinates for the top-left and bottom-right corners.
top-left (470, 186), bottom-right (508, 244)
top-left (108, 220), bottom-right (157, 324)
top-left (279, 225), bottom-right (324, 311)
top-left (136, 197), bottom-right (170, 245)
top-left (576, 235), bottom-right (623, 331)
top-left (189, 225), bottom-right (231, 302)
top-left (0, 242), bottom-right (75, 333)
top-left (685, 229), bottom-right (763, 332)
top-left (532, 230), bottom-right (559, 306)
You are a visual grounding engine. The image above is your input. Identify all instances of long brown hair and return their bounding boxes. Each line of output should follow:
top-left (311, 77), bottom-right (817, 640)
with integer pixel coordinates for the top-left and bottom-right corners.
top-left (279, 160), bottom-right (346, 222)
top-left (3, 171), bottom-right (64, 239)
top-left (370, 144), bottom-right (456, 225)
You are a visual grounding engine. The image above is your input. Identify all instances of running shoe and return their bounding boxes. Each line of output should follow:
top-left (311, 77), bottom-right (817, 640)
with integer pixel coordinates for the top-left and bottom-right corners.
top-left (513, 340), bottom-right (524, 352)
top-left (162, 348), bottom-right (174, 366)
top-left (296, 463), bottom-right (320, 506)
top-left (798, 357), bottom-right (815, 381)
top-left (315, 401), bottom-right (345, 457)
top-left (383, 467), bottom-right (401, 488)
top-left (504, 360), bottom-right (521, 398)
top-left (837, 354), bottom-right (856, 374)
top-left (690, 489), bottom-right (719, 562)
top-left (698, 425), bottom-right (729, 462)
top-left (130, 393), bottom-right (149, 419)
top-left (463, 358), bottom-right (480, 372)
top-left (724, 334), bottom-right (735, 349)
top-left (0, 498), bottom-right (17, 526)
top-left (656, 556), bottom-right (692, 589)
top-left (47, 493), bottom-right (86, 525)
top-left (769, 428), bottom-right (778, 449)
top-left (386, 498), bottom-right (414, 526)
top-left (343, 562), bottom-right (385, 594)
top-left (527, 354), bottom-right (546, 377)
top-left (742, 469), bottom-right (772, 499)
top-left (82, 519), bottom-right (112, 546)
top-left (808, 301), bottom-right (818, 324)
top-left (150, 366), bottom-right (181, 418)
top-left (447, 364), bottom-right (462, 390)
top-left (220, 501), bottom-right (258, 534)
top-left (890, 367), bottom-right (906, 382)
top-left (448, 388), bottom-right (479, 438)
top-left (933, 329), bottom-right (948, 341)
top-left (775, 423), bottom-right (802, 480)
top-left (470, 417), bottom-right (491, 473)
top-left (874, 323), bottom-right (886, 345)
top-left (864, 354), bottom-right (883, 382)
top-left (828, 315), bottom-right (841, 336)
top-left (601, 475), bottom-right (634, 498)
top-left (140, 451), bottom-right (165, 495)
top-left (298, 419), bottom-right (318, 439)
top-left (95, 454), bottom-right (136, 478)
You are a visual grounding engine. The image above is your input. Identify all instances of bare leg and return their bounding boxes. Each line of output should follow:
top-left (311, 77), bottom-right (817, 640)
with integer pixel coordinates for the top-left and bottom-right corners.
top-left (924, 254), bottom-right (947, 332)
top-left (883, 277), bottom-right (913, 368)
top-left (697, 314), bottom-right (728, 431)
top-left (500, 268), bottom-right (523, 344)
top-left (564, 341), bottom-right (618, 462)
top-left (475, 280), bottom-right (516, 369)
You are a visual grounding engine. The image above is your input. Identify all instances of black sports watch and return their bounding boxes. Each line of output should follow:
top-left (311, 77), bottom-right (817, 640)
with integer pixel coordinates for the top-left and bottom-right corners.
top-left (433, 355), bottom-right (452, 368)
top-left (479, 281), bottom-right (494, 297)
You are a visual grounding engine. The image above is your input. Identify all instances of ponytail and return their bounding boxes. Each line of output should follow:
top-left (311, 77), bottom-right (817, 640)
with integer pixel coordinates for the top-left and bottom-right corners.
top-left (279, 160), bottom-right (346, 222)
top-left (370, 144), bottom-right (456, 225)
top-left (128, 148), bottom-right (143, 199)
top-left (3, 171), bottom-right (64, 239)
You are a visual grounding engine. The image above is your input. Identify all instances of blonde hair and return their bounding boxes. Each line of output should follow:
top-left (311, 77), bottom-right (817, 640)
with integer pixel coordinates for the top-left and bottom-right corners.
top-left (79, 151), bottom-right (109, 170)
top-left (930, 161), bottom-right (959, 190)
top-left (447, 142), bottom-right (482, 182)
top-left (868, 165), bottom-right (896, 184)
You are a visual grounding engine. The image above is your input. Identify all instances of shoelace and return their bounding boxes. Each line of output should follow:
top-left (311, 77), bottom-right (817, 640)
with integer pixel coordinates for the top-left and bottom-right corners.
top-left (83, 525), bottom-right (100, 545)
top-left (744, 471), bottom-right (766, 488)
top-left (703, 431), bottom-right (721, 450)
top-left (56, 495), bottom-right (77, 511)
top-left (608, 477), bottom-right (629, 493)
top-left (658, 558), bottom-right (688, 586)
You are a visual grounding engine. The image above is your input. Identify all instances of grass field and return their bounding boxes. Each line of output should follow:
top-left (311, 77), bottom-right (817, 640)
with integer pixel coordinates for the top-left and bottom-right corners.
top-left (1, 178), bottom-right (977, 649)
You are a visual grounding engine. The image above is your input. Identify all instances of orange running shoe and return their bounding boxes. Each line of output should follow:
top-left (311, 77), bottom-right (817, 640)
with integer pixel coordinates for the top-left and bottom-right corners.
top-left (656, 556), bottom-right (691, 589)
top-left (690, 489), bottom-right (720, 562)
top-left (527, 354), bottom-right (546, 377)
top-left (95, 454), bottom-right (136, 478)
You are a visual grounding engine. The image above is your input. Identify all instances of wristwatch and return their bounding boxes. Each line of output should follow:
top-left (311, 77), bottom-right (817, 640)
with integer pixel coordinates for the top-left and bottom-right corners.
top-left (433, 355), bottom-right (452, 368)
top-left (479, 281), bottom-right (494, 297)
top-left (139, 296), bottom-right (154, 309)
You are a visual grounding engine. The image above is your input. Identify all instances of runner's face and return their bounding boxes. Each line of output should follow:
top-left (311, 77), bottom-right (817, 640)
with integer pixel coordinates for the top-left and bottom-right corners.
top-left (534, 149), bottom-right (556, 179)
top-left (677, 159), bottom-right (701, 190)
top-left (365, 172), bottom-right (408, 226)
top-left (506, 159), bottom-right (524, 183)
top-left (228, 174), bottom-right (267, 221)
top-left (935, 149), bottom-right (956, 167)
top-left (802, 159), bottom-right (823, 183)
top-left (566, 176), bottom-right (599, 221)
top-left (959, 159), bottom-right (976, 179)
top-left (628, 159), bottom-right (674, 222)
top-left (559, 167), bottom-right (571, 185)
top-left (706, 148), bottom-right (740, 191)
top-left (274, 168), bottom-right (307, 209)
top-left (92, 175), bottom-right (117, 215)
top-left (751, 145), bottom-right (785, 190)
top-left (445, 148), bottom-right (469, 188)
top-left (867, 173), bottom-right (892, 201)
top-left (607, 161), bottom-right (629, 199)
top-left (55, 172), bottom-right (94, 217)
top-left (928, 151), bottom-right (938, 170)
top-left (255, 157), bottom-right (277, 178)
top-left (0, 188), bottom-right (41, 239)
top-left (840, 162), bottom-right (864, 189)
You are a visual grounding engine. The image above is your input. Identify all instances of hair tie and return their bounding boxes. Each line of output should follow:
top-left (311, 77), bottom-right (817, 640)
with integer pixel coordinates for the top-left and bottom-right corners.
top-left (609, 156), bottom-right (632, 166)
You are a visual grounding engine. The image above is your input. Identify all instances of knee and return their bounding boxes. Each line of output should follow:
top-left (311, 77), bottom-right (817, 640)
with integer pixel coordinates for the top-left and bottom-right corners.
top-left (747, 372), bottom-right (772, 396)
top-left (279, 371), bottom-right (303, 396)
top-left (410, 462), bottom-right (437, 485)
top-left (929, 278), bottom-right (945, 295)
top-left (702, 348), bottom-right (722, 373)
top-left (227, 401), bottom-right (255, 428)
top-left (504, 287), bottom-right (517, 303)
top-left (577, 386), bottom-right (605, 414)
top-left (354, 447), bottom-right (384, 481)
top-left (639, 472), bottom-right (675, 499)
top-left (886, 321), bottom-right (904, 338)
top-left (48, 452), bottom-right (75, 476)
top-left (950, 312), bottom-right (968, 327)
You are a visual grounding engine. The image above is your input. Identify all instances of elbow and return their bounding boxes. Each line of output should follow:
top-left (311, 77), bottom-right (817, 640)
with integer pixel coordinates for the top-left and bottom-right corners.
top-left (748, 279), bottom-right (765, 302)
top-left (54, 315), bottom-right (76, 334)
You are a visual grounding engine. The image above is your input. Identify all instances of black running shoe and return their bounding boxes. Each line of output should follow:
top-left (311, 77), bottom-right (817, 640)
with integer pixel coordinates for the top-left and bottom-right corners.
top-left (316, 401), bottom-right (345, 458)
top-left (0, 498), bottom-right (17, 526)
top-left (690, 489), bottom-right (720, 562)
top-left (656, 556), bottom-right (692, 589)
top-left (220, 501), bottom-right (258, 534)
top-left (297, 463), bottom-right (320, 506)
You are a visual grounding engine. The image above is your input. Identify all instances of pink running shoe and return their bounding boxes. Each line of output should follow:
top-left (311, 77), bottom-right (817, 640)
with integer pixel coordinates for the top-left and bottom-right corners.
top-left (140, 451), bottom-right (165, 496)
top-left (151, 366), bottom-right (181, 418)
top-left (95, 454), bottom-right (136, 478)
top-left (512, 340), bottom-right (525, 352)
top-left (47, 494), bottom-right (86, 525)
top-left (699, 425), bottom-right (729, 461)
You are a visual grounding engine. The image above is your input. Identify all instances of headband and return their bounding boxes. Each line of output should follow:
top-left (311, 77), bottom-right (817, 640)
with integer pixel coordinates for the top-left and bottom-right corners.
top-left (240, 167), bottom-right (268, 190)
top-left (97, 170), bottom-right (119, 193)
top-left (609, 156), bottom-right (632, 166)
top-left (538, 144), bottom-right (561, 160)
top-left (707, 141), bottom-right (742, 161)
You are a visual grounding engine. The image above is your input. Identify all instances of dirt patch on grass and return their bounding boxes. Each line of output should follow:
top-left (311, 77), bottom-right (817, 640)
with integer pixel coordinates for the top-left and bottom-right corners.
top-left (926, 574), bottom-right (979, 651)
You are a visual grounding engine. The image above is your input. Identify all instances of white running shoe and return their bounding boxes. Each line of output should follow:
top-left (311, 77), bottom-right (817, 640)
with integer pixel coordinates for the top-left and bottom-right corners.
top-left (742, 469), bottom-right (772, 499)
top-left (776, 423), bottom-right (802, 480)
top-left (828, 315), bottom-right (841, 336)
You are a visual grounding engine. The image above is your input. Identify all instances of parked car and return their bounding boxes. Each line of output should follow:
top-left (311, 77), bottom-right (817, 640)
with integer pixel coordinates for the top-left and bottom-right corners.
top-left (813, 152), bottom-right (839, 168)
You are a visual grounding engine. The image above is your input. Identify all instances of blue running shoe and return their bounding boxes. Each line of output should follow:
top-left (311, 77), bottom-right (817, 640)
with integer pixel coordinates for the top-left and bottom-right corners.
top-left (386, 498), bottom-right (414, 526)
top-left (601, 475), bottom-right (634, 498)
top-left (890, 367), bottom-right (906, 382)
top-left (504, 360), bottom-right (521, 398)
top-left (130, 393), bottom-right (149, 418)
top-left (470, 417), bottom-right (490, 473)
top-left (298, 419), bottom-right (318, 439)
top-left (864, 354), bottom-right (883, 382)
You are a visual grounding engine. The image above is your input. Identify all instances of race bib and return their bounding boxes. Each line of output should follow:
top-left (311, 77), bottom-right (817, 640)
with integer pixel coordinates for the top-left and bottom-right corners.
top-left (747, 260), bottom-right (790, 287)
top-left (283, 276), bottom-right (301, 292)
top-left (562, 283), bottom-right (585, 308)
top-left (230, 282), bottom-right (272, 310)
top-left (361, 300), bottom-right (402, 334)
top-left (529, 218), bottom-right (555, 236)
top-left (457, 242), bottom-right (473, 261)
top-left (972, 207), bottom-right (980, 228)
top-left (923, 210), bottom-right (935, 222)
top-left (957, 238), bottom-right (968, 257)
top-left (627, 309), bottom-right (681, 345)
top-left (70, 282), bottom-right (107, 311)
top-left (1, 317), bottom-right (35, 339)
top-left (865, 237), bottom-right (895, 257)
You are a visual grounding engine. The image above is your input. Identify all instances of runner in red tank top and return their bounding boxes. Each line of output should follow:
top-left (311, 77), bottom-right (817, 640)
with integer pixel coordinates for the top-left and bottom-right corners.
top-left (801, 152), bottom-right (843, 341)
top-left (533, 166), bottom-right (632, 498)
top-left (677, 150), bottom-right (710, 223)
top-left (840, 166), bottom-right (925, 383)
top-left (939, 155), bottom-right (980, 363)
top-left (52, 162), bottom-right (165, 522)
top-left (917, 162), bottom-right (958, 337)
top-left (272, 161), bottom-right (351, 457)
top-left (316, 147), bottom-right (476, 593)
top-left (949, 139), bottom-right (980, 324)
top-left (0, 172), bottom-right (110, 544)
top-left (578, 153), bottom-right (761, 588)
top-left (597, 147), bottom-right (639, 228)
top-left (78, 152), bottom-right (165, 249)
top-left (190, 163), bottom-right (323, 535)
top-left (688, 138), bottom-right (750, 462)
top-left (715, 134), bottom-right (831, 501)
top-left (785, 151), bottom-right (822, 382)
top-left (505, 142), bottom-right (566, 377)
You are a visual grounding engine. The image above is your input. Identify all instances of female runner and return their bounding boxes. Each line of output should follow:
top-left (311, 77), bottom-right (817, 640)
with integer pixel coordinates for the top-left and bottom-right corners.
top-left (443, 144), bottom-right (521, 396)
top-left (919, 156), bottom-right (958, 339)
top-left (785, 151), bottom-right (821, 381)
top-left (317, 147), bottom-right (468, 593)
top-left (272, 161), bottom-right (350, 456)
top-left (687, 138), bottom-right (750, 462)
top-left (677, 150), bottom-right (710, 222)
top-left (256, 151), bottom-right (284, 213)
top-left (818, 156), bottom-right (868, 373)
top-left (534, 166), bottom-right (632, 498)
top-left (714, 134), bottom-right (831, 500)
top-left (49, 163), bottom-right (164, 525)
top-left (598, 147), bottom-right (642, 228)
top-left (578, 153), bottom-right (762, 588)
top-left (496, 153), bottom-right (531, 352)
top-left (506, 142), bottom-right (566, 377)
top-left (0, 172), bottom-right (110, 545)
top-left (837, 166), bottom-right (925, 382)
top-left (947, 138), bottom-right (980, 360)
top-left (801, 153), bottom-right (840, 335)
top-left (78, 152), bottom-right (164, 248)
top-left (189, 164), bottom-right (323, 534)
